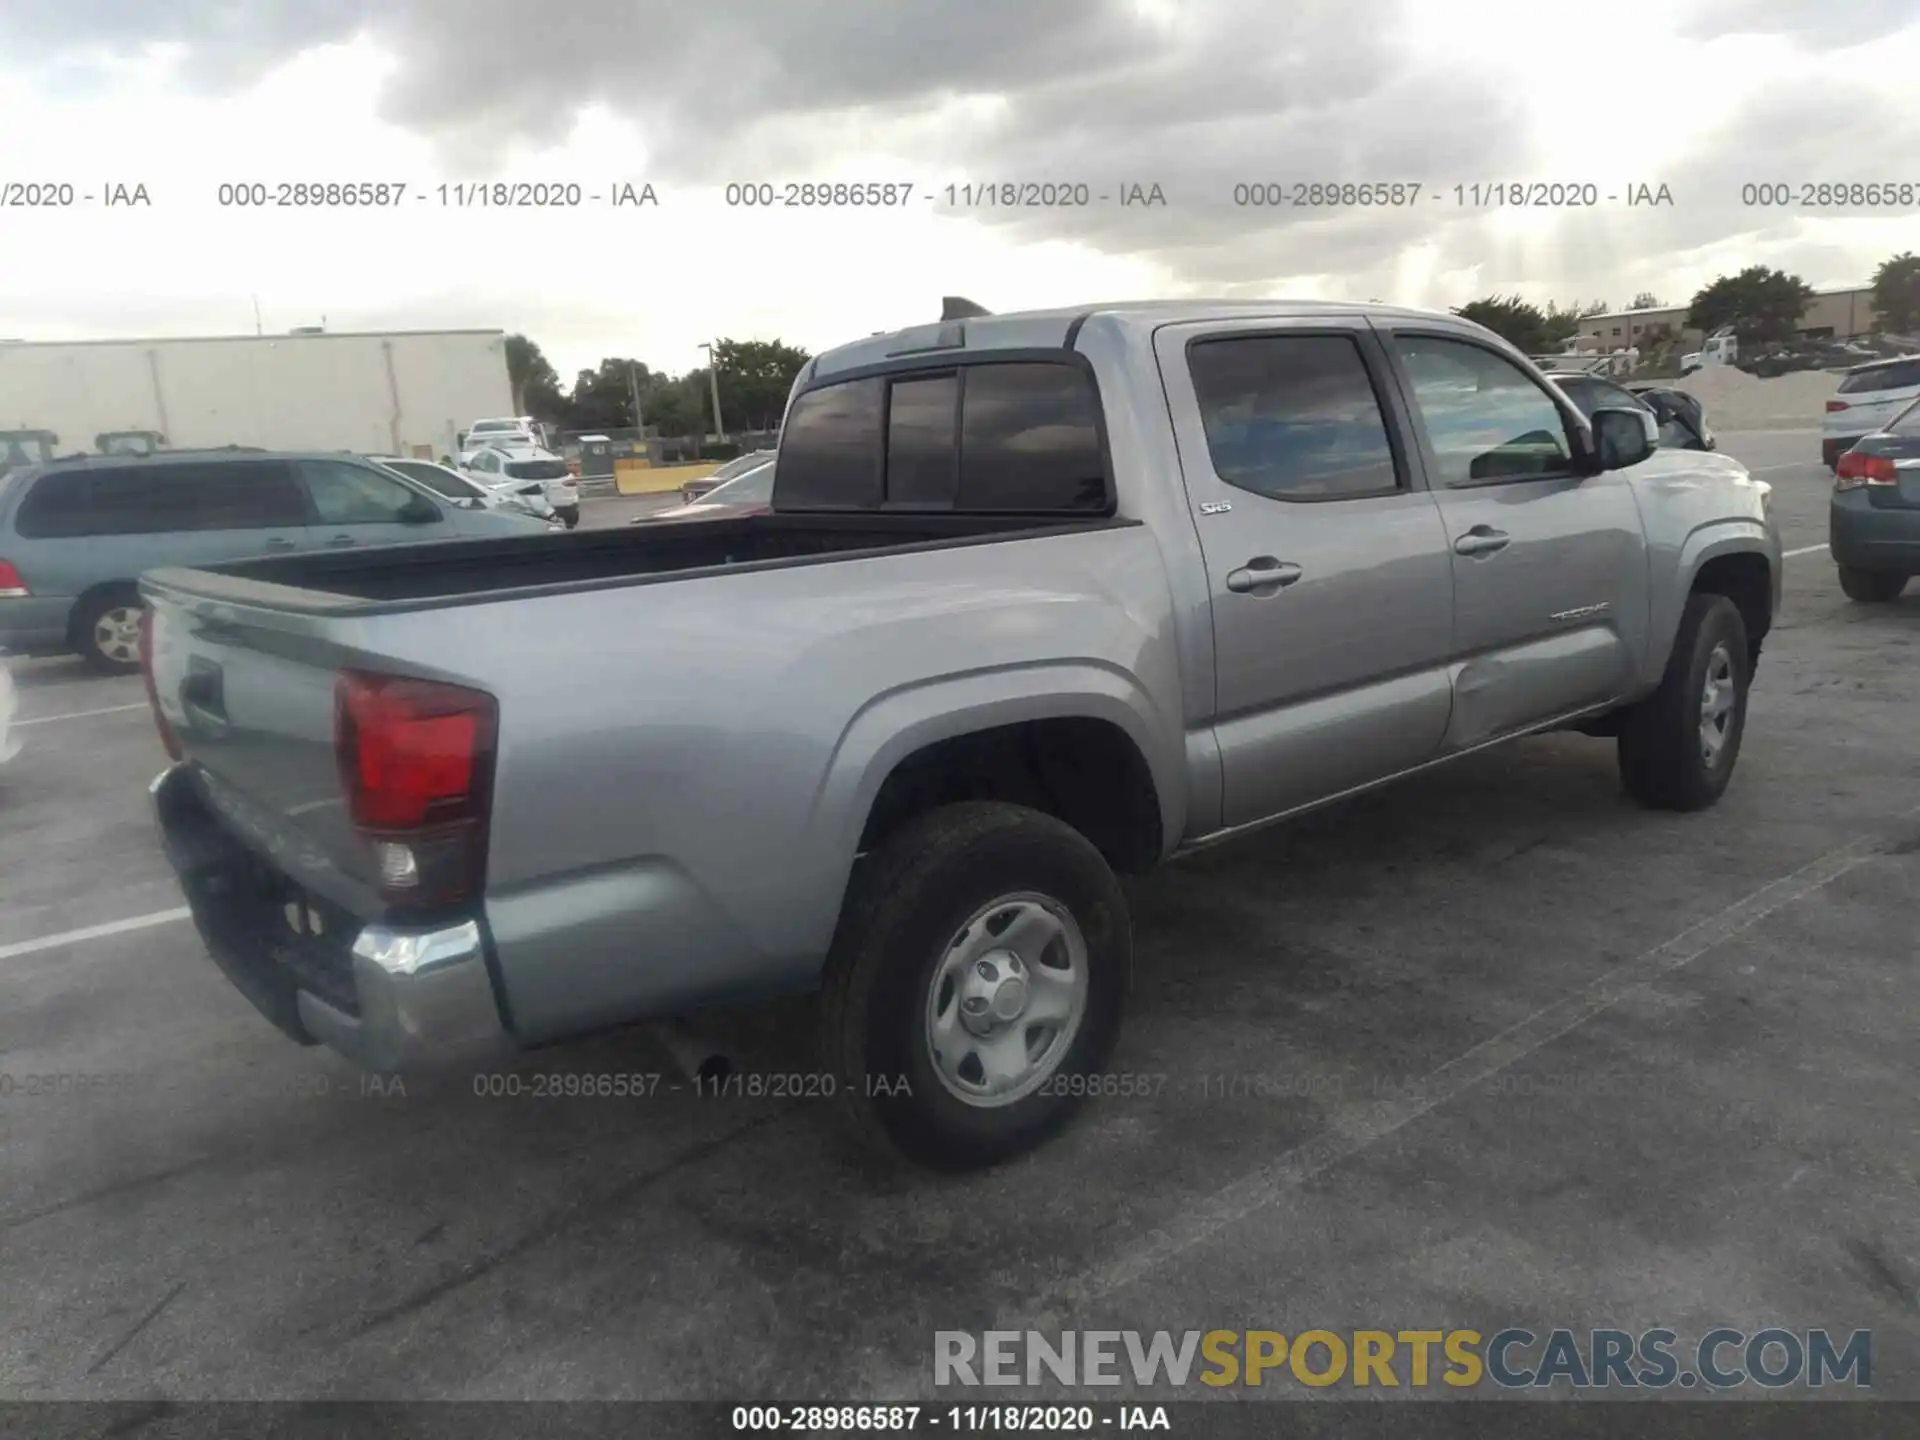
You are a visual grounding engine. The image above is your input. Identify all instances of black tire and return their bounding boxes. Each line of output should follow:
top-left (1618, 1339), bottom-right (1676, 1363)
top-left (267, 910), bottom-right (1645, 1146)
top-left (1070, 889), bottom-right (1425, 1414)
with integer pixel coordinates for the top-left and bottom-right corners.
top-left (818, 801), bottom-right (1131, 1170)
top-left (1837, 567), bottom-right (1907, 603)
top-left (71, 586), bottom-right (145, 674)
top-left (1618, 593), bottom-right (1750, 812)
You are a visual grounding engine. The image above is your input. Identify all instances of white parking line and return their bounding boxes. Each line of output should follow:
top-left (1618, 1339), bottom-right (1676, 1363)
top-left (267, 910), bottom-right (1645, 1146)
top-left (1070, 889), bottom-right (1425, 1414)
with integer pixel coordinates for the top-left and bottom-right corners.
top-left (13, 702), bottom-right (151, 727)
top-left (0, 907), bottom-right (190, 961)
top-left (1784, 543), bottom-right (1829, 558)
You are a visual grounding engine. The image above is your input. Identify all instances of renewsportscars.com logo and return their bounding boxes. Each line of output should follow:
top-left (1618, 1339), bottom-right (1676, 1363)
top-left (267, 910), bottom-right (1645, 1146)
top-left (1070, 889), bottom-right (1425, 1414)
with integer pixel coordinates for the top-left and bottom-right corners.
top-left (934, 1328), bottom-right (1872, 1391)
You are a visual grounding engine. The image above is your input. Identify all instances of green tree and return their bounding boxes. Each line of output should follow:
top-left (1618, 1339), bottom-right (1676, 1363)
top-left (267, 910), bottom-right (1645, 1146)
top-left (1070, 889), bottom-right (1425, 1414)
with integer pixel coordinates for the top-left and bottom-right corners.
top-left (711, 338), bottom-right (812, 431)
top-left (503, 334), bottom-right (565, 421)
top-left (1630, 291), bottom-right (1665, 311)
top-left (1687, 267), bottom-right (1814, 345)
top-left (1454, 295), bottom-right (1556, 352)
top-left (1870, 251), bottom-right (1920, 334)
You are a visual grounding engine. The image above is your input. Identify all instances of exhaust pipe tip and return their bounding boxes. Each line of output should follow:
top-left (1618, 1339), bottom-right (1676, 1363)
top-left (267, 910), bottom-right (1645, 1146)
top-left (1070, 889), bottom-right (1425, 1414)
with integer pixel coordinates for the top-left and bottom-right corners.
top-left (652, 1020), bottom-right (736, 1085)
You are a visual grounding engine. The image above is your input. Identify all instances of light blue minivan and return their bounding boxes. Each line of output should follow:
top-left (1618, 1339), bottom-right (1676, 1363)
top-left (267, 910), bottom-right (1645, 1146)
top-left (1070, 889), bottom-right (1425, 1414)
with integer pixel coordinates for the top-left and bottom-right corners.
top-left (0, 449), bottom-right (556, 672)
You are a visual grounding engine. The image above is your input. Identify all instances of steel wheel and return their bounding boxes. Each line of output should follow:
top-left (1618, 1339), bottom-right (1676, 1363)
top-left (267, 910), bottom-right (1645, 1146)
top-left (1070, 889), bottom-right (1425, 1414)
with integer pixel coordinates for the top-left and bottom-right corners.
top-left (1698, 642), bottom-right (1736, 768)
top-left (93, 605), bottom-right (143, 666)
top-left (924, 891), bottom-right (1089, 1109)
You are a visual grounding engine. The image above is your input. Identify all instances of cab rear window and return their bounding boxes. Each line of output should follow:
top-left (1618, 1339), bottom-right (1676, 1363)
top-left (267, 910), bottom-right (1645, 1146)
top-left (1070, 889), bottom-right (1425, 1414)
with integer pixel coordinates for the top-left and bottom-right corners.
top-left (775, 359), bottom-right (1108, 513)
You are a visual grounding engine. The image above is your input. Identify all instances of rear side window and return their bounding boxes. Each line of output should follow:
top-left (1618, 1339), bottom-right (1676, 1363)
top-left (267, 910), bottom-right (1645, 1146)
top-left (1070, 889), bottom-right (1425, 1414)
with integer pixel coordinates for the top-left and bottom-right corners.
top-left (1188, 335), bottom-right (1402, 500)
top-left (1839, 360), bottom-right (1920, 394)
top-left (14, 461), bottom-right (307, 537)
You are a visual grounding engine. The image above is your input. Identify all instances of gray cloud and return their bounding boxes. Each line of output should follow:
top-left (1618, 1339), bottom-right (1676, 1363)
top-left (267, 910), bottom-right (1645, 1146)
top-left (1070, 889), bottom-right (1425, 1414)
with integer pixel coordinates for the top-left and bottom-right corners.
top-left (1673, 0), bottom-right (1920, 48)
top-left (1, 0), bottom-right (1915, 312)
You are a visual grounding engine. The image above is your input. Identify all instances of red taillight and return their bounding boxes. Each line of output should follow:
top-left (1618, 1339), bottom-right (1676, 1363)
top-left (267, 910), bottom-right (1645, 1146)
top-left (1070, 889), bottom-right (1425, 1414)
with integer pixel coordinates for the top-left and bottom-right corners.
top-left (335, 671), bottom-right (497, 909)
top-left (1834, 451), bottom-right (1897, 490)
top-left (0, 559), bottom-right (28, 597)
top-left (1826, 399), bottom-right (1850, 412)
top-left (138, 607), bottom-right (185, 761)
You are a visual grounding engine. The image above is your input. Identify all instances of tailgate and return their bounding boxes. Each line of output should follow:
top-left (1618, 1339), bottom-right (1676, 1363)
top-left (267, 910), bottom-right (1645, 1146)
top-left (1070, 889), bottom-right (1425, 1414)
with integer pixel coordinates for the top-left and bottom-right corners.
top-left (143, 579), bottom-right (380, 917)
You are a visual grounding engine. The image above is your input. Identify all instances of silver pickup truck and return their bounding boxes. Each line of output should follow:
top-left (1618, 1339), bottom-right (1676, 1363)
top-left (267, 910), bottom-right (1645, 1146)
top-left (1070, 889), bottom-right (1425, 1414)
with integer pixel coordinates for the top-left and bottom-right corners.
top-left (141, 300), bottom-right (1782, 1169)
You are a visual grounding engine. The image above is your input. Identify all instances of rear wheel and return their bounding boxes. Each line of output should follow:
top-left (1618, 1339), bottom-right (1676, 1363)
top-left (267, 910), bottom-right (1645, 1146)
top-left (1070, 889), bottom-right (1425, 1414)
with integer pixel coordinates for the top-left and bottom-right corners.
top-left (819, 801), bottom-right (1131, 1170)
top-left (73, 586), bottom-right (145, 674)
top-left (1618, 593), bottom-right (1750, 812)
top-left (1837, 567), bottom-right (1907, 603)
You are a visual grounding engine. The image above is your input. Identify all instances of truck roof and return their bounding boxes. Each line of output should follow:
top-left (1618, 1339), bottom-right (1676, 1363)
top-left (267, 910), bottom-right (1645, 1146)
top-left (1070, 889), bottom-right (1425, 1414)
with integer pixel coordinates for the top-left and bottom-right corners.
top-left (807, 298), bottom-right (1475, 383)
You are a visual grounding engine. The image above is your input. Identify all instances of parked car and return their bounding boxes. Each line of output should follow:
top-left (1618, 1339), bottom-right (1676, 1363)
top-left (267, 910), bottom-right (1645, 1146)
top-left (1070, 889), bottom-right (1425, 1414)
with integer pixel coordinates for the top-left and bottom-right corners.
top-left (463, 446), bottom-right (581, 528)
top-left (0, 449), bottom-right (554, 672)
top-left (1823, 355), bottom-right (1920, 469)
top-left (641, 460), bottom-right (776, 521)
top-left (681, 449), bottom-right (776, 504)
top-left (370, 455), bottom-right (560, 524)
top-left (1547, 372), bottom-right (1714, 453)
top-left (0, 654), bottom-right (18, 767)
top-left (458, 417), bottom-right (544, 459)
top-left (141, 298), bottom-right (1780, 1170)
top-left (1622, 382), bottom-right (1715, 452)
top-left (1829, 393), bottom-right (1920, 603)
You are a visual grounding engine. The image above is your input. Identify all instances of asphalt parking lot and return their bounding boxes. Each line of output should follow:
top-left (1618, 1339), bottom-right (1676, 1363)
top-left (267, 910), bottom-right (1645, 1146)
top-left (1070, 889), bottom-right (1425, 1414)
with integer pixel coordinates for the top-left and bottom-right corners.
top-left (1, 429), bottom-right (1915, 1409)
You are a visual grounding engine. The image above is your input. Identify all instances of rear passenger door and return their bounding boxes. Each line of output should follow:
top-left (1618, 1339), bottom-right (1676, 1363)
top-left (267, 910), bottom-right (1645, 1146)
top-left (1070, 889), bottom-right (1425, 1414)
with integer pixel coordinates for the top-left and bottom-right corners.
top-left (1154, 319), bottom-right (1458, 828)
top-left (296, 458), bottom-right (446, 548)
top-left (1377, 330), bottom-right (1651, 748)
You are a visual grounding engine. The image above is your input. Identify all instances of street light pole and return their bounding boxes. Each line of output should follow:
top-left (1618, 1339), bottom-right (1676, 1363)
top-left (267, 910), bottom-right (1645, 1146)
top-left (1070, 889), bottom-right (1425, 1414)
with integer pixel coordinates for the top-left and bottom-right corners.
top-left (699, 340), bottom-right (727, 443)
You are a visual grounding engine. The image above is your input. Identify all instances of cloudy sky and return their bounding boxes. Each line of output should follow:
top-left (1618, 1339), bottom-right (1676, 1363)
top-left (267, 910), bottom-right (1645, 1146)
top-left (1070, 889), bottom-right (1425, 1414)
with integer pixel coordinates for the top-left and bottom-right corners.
top-left (0, 0), bottom-right (1916, 379)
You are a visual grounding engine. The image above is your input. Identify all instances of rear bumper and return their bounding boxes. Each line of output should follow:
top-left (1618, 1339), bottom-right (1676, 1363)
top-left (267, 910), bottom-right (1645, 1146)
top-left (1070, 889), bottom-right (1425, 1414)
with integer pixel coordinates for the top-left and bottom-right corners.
top-left (151, 763), bottom-right (513, 1071)
top-left (1830, 492), bottom-right (1920, 572)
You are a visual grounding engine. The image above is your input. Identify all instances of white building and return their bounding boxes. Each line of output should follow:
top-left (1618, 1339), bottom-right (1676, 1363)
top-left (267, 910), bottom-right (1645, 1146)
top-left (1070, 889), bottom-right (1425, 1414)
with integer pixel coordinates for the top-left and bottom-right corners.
top-left (0, 328), bottom-right (514, 459)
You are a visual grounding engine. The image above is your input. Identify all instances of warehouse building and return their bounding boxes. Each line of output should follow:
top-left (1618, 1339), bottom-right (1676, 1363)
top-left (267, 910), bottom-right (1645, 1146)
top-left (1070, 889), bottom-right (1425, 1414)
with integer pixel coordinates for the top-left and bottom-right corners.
top-left (1572, 285), bottom-right (1883, 353)
top-left (0, 328), bottom-right (514, 459)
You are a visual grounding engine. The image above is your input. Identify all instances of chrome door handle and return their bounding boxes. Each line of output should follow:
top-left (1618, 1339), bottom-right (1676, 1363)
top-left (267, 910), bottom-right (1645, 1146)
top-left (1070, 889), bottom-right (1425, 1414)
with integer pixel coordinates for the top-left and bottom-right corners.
top-left (1453, 527), bottom-right (1510, 558)
top-left (1225, 558), bottom-right (1303, 594)
top-left (263, 537), bottom-right (296, 550)
top-left (324, 535), bottom-right (357, 548)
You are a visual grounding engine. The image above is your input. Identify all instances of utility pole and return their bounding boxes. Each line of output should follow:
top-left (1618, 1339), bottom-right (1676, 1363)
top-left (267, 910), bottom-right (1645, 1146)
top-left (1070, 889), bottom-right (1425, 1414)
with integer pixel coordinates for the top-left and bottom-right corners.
top-left (252, 295), bottom-right (263, 335)
top-left (699, 340), bottom-right (727, 442)
top-left (628, 361), bottom-right (645, 434)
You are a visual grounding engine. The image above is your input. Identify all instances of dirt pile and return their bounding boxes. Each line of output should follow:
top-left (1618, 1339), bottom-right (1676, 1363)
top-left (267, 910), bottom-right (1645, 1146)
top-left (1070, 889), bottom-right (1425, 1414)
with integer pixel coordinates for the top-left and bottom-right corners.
top-left (1671, 366), bottom-right (1842, 431)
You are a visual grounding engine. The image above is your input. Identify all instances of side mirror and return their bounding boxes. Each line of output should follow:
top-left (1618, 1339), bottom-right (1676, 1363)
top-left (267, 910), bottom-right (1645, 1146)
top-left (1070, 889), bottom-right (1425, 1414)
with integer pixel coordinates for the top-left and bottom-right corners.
top-left (398, 495), bottom-right (442, 523)
top-left (1591, 407), bottom-right (1656, 471)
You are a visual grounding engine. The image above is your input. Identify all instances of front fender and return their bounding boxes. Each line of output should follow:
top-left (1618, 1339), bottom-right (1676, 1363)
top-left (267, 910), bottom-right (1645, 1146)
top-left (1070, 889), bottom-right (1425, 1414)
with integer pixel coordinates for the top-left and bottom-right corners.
top-left (1638, 517), bottom-right (1779, 692)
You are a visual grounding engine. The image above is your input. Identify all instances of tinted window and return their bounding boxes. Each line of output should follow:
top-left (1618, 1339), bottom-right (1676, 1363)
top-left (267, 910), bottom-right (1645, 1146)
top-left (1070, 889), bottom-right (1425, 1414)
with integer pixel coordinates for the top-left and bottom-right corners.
top-left (956, 363), bottom-right (1106, 511)
top-left (1889, 397), bottom-right (1920, 436)
top-left (300, 459), bottom-right (433, 525)
top-left (776, 377), bottom-right (885, 509)
top-left (885, 373), bottom-right (959, 507)
top-left (1839, 360), bottom-right (1920, 394)
top-left (469, 452), bottom-right (499, 474)
top-left (1393, 336), bottom-right (1574, 484)
top-left (505, 459), bottom-right (568, 480)
top-left (14, 461), bottom-right (307, 537)
top-left (1188, 335), bottom-right (1400, 500)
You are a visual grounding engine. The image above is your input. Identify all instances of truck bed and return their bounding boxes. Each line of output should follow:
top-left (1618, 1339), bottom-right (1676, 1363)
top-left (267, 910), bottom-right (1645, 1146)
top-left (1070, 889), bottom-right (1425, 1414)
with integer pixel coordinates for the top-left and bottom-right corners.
top-left (149, 510), bottom-right (1126, 612)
